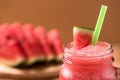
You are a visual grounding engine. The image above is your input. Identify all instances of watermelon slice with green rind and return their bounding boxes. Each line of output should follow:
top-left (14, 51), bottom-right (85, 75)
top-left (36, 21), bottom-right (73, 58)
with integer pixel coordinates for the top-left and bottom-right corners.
top-left (0, 23), bottom-right (25, 67)
top-left (47, 29), bottom-right (63, 61)
top-left (22, 24), bottom-right (45, 65)
top-left (73, 26), bottom-right (93, 49)
top-left (33, 26), bottom-right (54, 61)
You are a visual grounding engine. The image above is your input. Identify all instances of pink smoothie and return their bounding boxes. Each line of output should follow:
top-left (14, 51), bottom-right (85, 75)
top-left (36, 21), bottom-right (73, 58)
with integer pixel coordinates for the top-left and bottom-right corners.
top-left (59, 41), bottom-right (117, 80)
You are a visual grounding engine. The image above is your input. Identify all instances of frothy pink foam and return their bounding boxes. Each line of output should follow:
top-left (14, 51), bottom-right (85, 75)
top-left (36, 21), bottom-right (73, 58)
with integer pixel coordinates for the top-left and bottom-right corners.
top-left (72, 41), bottom-right (112, 57)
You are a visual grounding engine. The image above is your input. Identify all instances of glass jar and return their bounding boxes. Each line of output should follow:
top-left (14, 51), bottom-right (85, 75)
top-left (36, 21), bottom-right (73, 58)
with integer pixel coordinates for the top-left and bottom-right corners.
top-left (59, 42), bottom-right (117, 80)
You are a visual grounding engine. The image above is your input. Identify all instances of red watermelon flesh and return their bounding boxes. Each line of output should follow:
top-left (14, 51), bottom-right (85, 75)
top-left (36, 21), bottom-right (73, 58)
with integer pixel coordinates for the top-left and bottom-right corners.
top-left (47, 29), bottom-right (63, 61)
top-left (0, 36), bottom-right (24, 66)
top-left (29, 43), bottom-right (45, 61)
top-left (33, 26), bottom-right (54, 61)
top-left (22, 24), bottom-right (36, 44)
top-left (0, 23), bottom-right (12, 46)
top-left (73, 26), bottom-right (93, 49)
top-left (10, 22), bottom-right (24, 42)
top-left (22, 24), bottom-right (45, 64)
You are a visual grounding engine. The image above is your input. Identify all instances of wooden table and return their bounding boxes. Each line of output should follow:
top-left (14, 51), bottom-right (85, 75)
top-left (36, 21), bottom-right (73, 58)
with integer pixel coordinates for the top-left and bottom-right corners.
top-left (113, 43), bottom-right (120, 80)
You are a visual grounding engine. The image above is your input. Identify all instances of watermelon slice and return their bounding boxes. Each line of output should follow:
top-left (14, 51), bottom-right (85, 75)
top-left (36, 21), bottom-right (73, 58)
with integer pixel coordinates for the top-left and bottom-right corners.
top-left (73, 26), bottom-right (93, 49)
top-left (0, 23), bottom-right (24, 66)
top-left (47, 29), bottom-right (63, 61)
top-left (22, 24), bottom-right (45, 65)
top-left (33, 26), bottom-right (54, 61)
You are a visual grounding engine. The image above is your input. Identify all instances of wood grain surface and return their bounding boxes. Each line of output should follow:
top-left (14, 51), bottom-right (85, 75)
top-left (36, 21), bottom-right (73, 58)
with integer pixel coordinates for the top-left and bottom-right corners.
top-left (0, 63), bottom-right (61, 80)
top-left (113, 43), bottom-right (120, 80)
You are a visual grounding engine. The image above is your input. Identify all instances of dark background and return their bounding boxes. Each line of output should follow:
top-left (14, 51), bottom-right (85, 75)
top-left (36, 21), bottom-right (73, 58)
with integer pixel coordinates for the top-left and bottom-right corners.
top-left (0, 0), bottom-right (119, 44)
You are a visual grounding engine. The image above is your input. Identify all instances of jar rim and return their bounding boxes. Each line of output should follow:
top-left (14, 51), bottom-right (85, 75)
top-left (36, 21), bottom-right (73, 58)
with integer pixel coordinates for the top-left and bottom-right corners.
top-left (64, 41), bottom-right (113, 58)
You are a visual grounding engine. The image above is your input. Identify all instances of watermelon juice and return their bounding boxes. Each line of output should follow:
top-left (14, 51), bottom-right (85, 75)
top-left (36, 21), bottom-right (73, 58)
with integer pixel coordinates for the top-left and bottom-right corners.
top-left (59, 41), bottom-right (117, 80)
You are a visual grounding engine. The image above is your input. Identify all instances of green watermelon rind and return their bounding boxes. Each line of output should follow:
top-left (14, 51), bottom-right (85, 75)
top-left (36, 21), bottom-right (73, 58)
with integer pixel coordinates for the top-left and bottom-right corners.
top-left (46, 55), bottom-right (55, 62)
top-left (0, 57), bottom-right (25, 67)
top-left (25, 56), bottom-right (45, 65)
top-left (73, 26), bottom-right (93, 34)
top-left (56, 53), bottom-right (63, 61)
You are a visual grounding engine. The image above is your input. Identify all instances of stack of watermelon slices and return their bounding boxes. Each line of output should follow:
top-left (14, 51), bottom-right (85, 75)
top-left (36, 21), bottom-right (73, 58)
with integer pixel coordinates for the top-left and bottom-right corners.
top-left (0, 22), bottom-right (63, 67)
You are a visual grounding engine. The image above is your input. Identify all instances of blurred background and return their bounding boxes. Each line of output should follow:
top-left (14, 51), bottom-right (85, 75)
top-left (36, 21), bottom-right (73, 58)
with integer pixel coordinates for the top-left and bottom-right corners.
top-left (0, 0), bottom-right (119, 44)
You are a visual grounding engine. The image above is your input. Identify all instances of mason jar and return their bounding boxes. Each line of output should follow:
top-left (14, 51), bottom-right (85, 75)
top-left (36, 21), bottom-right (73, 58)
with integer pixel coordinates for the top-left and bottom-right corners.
top-left (59, 41), bottom-right (118, 80)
